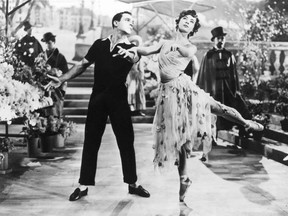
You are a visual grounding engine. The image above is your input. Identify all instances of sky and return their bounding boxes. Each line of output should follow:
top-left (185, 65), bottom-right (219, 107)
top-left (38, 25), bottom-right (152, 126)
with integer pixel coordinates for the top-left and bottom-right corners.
top-left (48, 0), bottom-right (132, 16)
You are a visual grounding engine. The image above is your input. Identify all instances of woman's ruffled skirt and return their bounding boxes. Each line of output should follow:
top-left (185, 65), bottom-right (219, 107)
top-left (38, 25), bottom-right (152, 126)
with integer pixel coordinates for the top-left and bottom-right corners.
top-left (152, 74), bottom-right (217, 170)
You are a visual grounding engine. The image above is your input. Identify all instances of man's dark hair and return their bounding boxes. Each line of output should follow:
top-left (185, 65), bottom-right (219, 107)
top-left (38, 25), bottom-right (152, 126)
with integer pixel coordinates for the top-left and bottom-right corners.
top-left (175, 10), bottom-right (201, 37)
top-left (112, 11), bottom-right (132, 28)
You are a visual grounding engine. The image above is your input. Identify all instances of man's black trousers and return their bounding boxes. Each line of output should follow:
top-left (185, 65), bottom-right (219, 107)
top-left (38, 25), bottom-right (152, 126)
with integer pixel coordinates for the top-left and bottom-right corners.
top-left (79, 90), bottom-right (137, 185)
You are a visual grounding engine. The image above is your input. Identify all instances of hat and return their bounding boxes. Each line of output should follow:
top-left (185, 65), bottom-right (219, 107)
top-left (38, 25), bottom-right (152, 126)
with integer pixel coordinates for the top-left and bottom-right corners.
top-left (23, 21), bottom-right (32, 31)
top-left (41, 32), bottom-right (56, 42)
top-left (128, 35), bottom-right (142, 47)
top-left (211, 26), bottom-right (227, 41)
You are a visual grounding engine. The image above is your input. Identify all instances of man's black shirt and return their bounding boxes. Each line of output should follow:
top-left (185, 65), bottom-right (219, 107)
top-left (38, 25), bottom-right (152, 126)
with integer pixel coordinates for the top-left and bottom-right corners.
top-left (85, 38), bottom-right (135, 95)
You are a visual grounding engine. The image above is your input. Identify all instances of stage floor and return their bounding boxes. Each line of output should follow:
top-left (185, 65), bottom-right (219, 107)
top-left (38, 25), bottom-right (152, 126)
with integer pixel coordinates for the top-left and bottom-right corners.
top-left (0, 124), bottom-right (288, 216)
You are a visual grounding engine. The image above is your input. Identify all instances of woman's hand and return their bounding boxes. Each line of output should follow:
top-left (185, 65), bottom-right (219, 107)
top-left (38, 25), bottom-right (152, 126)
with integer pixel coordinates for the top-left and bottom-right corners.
top-left (112, 46), bottom-right (139, 63)
top-left (112, 46), bottom-right (131, 58)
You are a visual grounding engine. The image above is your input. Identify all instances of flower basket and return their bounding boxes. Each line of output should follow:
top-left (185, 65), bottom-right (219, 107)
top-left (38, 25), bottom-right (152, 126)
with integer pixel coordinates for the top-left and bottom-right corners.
top-left (40, 134), bottom-right (54, 153)
top-left (0, 152), bottom-right (10, 171)
top-left (27, 137), bottom-right (40, 157)
top-left (246, 101), bottom-right (270, 141)
top-left (40, 133), bottom-right (64, 150)
top-left (251, 114), bottom-right (270, 141)
top-left (280, 118), bottom-right (288, 132)
top-left (252, 130), bottom-right (265, 141)
top-left (23, 114), bottom-right (76, 152)
top-left (275, 102), bottom-right (288, 131)
top-left (52, 133), bottom-right (65, 148)
top-left (0, 137), bottom-right (14, 153)
top-left (0, 138), bottom-right (13, 174)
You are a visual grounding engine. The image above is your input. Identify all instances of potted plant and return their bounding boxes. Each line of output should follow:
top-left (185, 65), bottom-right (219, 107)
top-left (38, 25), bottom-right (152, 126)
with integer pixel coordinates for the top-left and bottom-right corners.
top-left (270, 75), bottom-right (288, 131)
top-left (275, 101), bottom-right (288, 131)
top-left (252, 113), bottom-right (270, 141)
top-left (247, 101), bottom-right (271, 141)
top-left (0, 137), bottom-right (14, 172)
top-left (21, 113), bottom-right (45, 157)
top-left (40, 115), bottom-right (77, 150)
top-left (58, 120), bottom-right (77, 140)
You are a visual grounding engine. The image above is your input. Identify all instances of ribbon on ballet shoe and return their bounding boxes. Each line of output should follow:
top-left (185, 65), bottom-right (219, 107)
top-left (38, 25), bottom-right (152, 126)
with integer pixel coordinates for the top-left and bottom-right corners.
top-left (179, 176), bottom-right (192, 202)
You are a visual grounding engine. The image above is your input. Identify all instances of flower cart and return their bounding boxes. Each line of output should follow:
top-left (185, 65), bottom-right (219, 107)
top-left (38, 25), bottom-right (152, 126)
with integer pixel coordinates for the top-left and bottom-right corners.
top-left (0, 35), bottom-right (53, 162)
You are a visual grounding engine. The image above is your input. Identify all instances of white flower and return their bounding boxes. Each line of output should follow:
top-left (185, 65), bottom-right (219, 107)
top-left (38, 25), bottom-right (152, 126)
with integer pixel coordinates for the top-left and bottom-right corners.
top-left (46, 64), bottom-right (51, 71)
top-left (29, 118), bottom-right (37, 126)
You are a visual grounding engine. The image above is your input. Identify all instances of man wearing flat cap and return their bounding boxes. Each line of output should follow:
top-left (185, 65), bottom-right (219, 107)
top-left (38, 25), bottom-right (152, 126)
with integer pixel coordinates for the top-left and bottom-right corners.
top-left (196, 26), bottom-right (252, 157)
top-left (40, 32), bottom-right (68, 118)
top-left (15, 21), bottom-right (43, 67)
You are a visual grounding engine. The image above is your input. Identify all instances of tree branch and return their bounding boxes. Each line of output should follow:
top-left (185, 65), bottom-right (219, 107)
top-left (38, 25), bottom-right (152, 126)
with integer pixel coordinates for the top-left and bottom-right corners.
top-left (11, 0), bottom-right (35, 37)
top-left (9, 0), bottom-right (32, 16)
top-left (8, 0), bottom-right (22, 20)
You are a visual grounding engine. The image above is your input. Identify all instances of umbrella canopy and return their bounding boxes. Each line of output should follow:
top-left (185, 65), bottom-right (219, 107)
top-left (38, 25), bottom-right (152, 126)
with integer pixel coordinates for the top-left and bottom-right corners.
top-left (118, 0), bottom-right (215, 34)
top-left (118, 0), bottom-right (215, 17)
top-left (118, 0), bottom-right (266, 41)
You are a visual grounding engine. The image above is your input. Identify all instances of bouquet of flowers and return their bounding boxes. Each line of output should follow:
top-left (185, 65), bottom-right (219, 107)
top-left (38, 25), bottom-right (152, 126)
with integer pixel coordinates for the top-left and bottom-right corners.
top-left (247, 100), bottom-right (271, 129)
top-left (33, 53), bottom-right (63, 87)
top-left (22, 114), bottom-right (77, 139)
top-left (21, 113), bottom-right (46, 138)
top-left (0, 35), bottom-right (53, 122)
top-left (0, 137), bottom-right (14, 153)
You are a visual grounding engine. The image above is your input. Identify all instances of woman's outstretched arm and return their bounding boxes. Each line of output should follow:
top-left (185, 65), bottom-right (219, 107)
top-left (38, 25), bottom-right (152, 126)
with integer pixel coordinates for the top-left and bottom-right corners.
top-left (129, 40), bottom-right (165, 56)
top-left (209, 98), bottom-right (264, 131)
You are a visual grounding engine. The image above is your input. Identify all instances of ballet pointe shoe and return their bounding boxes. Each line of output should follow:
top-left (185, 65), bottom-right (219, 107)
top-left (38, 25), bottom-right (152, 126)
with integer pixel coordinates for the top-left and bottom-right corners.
top-left (179, 202), bottom-right (193, 216)
top-left (179, 175), bottom-right (192, 202)
top-left (245, 120), bottom-right (264, 131)
top-left (199, 153), bottom-right (208, 163)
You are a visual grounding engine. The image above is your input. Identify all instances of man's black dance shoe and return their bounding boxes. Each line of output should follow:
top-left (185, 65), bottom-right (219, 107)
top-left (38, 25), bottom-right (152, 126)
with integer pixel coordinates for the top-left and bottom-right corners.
top-left (69, 187), bottom-right (88, 201)
top-left (128, 185), bottom-right (150, 197)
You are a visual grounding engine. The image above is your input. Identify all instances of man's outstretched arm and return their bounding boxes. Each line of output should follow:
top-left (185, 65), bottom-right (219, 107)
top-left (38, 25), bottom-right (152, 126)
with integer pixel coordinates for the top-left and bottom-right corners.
top-left (45, 58), bottom-right (92, 90)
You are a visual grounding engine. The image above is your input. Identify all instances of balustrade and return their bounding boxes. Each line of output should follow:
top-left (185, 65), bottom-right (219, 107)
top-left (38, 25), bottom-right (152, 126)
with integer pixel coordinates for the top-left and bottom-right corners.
top-left (193, 40), bottom-right (288, 76)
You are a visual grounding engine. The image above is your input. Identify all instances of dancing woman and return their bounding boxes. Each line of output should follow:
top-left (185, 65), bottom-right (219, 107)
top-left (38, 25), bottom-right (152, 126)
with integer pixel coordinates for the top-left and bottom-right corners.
top-left (127, 10), bottom-right (263, 202)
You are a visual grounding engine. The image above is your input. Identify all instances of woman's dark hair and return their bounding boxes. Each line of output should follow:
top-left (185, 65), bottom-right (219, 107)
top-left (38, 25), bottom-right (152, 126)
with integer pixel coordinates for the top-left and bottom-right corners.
top-left (112, 11), bottom-right (132, 28)
top-left (175, 10), bottom-right (201, 37)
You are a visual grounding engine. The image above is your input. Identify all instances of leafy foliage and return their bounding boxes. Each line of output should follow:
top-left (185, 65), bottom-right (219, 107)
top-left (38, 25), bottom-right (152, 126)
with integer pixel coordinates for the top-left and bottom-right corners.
top-left (22, 114), bottom-right (77, 138)
top-left (0, 137), bottom-right (14, 153)
top-left (242, 6), bottom-right (288, 42)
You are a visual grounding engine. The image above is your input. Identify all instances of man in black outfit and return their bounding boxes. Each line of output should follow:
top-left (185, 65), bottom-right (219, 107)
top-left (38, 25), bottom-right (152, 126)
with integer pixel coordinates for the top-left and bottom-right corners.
top-left (45, 11), bottom-right (150, 201)
top-left (197, 26), bottom-right (252, 152)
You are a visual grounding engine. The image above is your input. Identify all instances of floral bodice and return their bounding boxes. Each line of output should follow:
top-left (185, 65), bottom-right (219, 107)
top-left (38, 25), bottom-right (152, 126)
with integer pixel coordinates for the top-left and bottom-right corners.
top-left (158, 41), bottom-right (191, 83)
